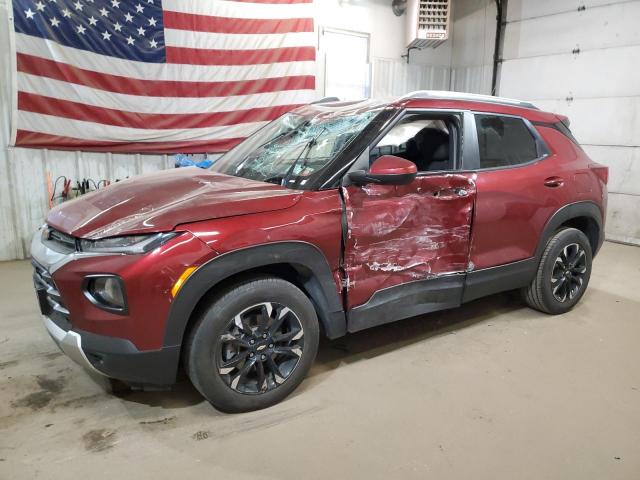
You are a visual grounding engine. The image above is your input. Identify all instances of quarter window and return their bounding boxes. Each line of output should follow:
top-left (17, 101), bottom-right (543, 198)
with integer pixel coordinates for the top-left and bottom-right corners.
top-left (475, 114), bottom-right (539, 168)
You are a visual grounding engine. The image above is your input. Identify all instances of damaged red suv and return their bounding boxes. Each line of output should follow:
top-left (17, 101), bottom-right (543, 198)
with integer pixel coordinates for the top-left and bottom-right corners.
top-left (32, 92), bottom-right (608, 412)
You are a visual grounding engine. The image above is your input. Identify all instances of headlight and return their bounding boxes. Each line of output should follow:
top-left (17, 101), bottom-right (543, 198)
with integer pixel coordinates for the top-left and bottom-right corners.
top-left (79, 232), bottom-right (179, 254)
top-left (84, 275), bottom-right (127, 313)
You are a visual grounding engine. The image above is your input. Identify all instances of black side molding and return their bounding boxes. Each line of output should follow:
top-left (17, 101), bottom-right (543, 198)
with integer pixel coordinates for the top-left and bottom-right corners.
top-left (463, 258), bottom-right (537, 303)
top-left (163, 241), bottom-right (347, 350)
top-left (347, 274), bottom-right (465, 333)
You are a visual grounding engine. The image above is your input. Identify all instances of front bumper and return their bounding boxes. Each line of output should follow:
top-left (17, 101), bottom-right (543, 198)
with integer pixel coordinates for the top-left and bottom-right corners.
top-left (35, 274), bottom-right (181, 386)
top-left (42, 314), bottom-right (105, 376)
top-left (41, 311), bottom-right (180, 386)
top-left (31, 228), bottom-right (182, 387)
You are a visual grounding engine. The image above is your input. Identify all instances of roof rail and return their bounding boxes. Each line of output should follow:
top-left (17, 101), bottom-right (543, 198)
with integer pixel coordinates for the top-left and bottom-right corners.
top-left (311, 96), bottom-right (340, 104)
top-left (399, 90), bottom-right (539, 110)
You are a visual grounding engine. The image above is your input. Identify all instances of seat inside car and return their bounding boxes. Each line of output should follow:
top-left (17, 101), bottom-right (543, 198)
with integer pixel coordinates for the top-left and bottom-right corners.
top-left (404, 127), bottom-right (450, 171)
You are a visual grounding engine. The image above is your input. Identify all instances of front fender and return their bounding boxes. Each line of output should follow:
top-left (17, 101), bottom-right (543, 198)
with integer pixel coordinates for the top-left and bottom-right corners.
top-left (162, 241), bottom-right (346, 349)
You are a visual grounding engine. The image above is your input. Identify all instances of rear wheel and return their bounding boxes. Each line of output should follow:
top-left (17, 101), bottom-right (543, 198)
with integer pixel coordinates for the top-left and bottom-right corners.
top-left (185, 277), bottom-right (319, 412)
top-left (522, 228), bottom-right (592, 314)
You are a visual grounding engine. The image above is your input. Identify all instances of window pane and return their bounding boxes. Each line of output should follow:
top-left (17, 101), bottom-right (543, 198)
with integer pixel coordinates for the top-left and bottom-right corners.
top-left (369, 115), bottom-right (452, 172)
top-left (475, 115), bottom-right (538, 168)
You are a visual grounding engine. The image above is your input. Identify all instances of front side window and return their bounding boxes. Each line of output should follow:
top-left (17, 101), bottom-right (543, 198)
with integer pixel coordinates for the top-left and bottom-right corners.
top-left (368, 114), bottom-right (455, 172)
top-left (211, 108), bottom-right (379, 189)
top-left (475, 114), bottom-right (539, 169)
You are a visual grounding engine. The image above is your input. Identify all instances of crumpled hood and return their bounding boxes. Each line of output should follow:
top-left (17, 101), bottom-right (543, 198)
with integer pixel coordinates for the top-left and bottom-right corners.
top-left (46, 167), bottom-right (301, 239)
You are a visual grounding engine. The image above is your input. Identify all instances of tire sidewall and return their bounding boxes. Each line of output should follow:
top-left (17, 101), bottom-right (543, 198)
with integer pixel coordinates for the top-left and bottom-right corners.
top-left (539, 229), bottom-right (593, 314)
top-left (187, 279), bottom-right (319, 413)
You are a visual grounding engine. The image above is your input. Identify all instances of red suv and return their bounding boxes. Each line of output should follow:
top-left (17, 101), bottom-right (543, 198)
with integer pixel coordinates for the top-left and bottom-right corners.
top-left (32, 92), bottom-right (608, 412)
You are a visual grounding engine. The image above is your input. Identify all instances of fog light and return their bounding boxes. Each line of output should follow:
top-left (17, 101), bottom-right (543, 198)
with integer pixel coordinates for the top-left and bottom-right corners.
top-left (85, 275), bottom-right (127, 312)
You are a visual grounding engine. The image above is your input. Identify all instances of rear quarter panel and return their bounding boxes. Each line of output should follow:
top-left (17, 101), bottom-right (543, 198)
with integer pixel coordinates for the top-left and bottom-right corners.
top-left (536, 125), bottom-right (607, 217)
top-left (469, 123), bottom-right (605, 270)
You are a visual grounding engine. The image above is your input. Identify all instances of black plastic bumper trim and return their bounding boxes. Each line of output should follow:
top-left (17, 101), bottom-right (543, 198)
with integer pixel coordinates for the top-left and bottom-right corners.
top-left (77, 328), bottom-right (180, 386)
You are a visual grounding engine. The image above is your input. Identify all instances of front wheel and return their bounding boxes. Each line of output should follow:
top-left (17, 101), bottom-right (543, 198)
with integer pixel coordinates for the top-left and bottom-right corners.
top-left (522, 227), bottom-right (593, 314)
top-left (184, 277), bottom-right (319, 412)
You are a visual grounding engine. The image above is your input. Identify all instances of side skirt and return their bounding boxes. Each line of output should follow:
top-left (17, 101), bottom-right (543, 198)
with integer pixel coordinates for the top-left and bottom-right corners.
top-left (462, 257), bottom-right (537, 303)
top-left (346, 257), bottom-right (538, 333)
top-left (347, 274), bottom-right (465, 333)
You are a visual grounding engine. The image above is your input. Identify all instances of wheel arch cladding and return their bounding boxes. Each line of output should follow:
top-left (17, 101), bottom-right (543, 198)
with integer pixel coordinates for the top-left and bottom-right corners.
top-left (557, 216), bottom-right (600, 256)
top-left (163, 241), bottom-right (346, 349)
top-left (536, 201), bottom-right (603, 259)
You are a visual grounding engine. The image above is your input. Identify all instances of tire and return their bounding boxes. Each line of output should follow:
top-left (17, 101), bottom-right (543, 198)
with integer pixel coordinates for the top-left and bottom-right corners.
top-left (184, 276), bottom-right (319, 413)
top-left (521, 227), bottom-right (592, 314)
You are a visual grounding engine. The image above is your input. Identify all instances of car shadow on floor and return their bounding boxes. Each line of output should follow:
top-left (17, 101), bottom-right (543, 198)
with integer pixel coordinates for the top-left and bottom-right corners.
top-left (116, 292), bottom-right (525, 409)
top-left (310, 292), bottom-right (525, 377)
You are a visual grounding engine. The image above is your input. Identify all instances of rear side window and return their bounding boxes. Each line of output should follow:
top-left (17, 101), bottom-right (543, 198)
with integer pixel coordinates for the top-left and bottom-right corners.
top-left (475, 114), bottom-right (539, 169)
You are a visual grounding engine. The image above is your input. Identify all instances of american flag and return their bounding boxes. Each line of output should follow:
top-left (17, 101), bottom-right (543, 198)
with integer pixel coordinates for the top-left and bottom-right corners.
top-left (11, 0), bottom-right (316, 153)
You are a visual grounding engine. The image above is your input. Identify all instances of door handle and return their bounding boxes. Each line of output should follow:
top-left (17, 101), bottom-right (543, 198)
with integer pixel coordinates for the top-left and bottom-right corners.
top-left (544, 176), bottom-right (564, 188)
top-left (433, 187), bottom-right (469, 198)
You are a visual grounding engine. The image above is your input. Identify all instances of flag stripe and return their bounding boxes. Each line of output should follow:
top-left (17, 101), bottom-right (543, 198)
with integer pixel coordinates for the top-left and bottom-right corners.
top-left (16, 34), bottom-right (316, 83)
top-left (12, 0), bottom-right (316, 153)
top-left (18, 110), bottom-right (269, 142)
top-left (162, 0), bottom-right (314, 20)
top-left (163, 11), bottom-right (313, 34)
top-left (18, 72), bottom-right (314, 114)
top-left (17, 53), bottom-right (315, 98)
top-left (166, 45), bottom-right (316, 66)
top-left (19, 92), bottom-right (299, 130)
top-left (164, 29), bottom-right (315, 51)
top-left (16, 130), bottom-right (244, 153)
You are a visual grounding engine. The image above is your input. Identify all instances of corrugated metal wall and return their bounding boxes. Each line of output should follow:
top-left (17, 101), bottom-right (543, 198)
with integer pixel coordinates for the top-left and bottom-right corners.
top-left (0, 0), bottom-right (19, 260)
top-left (500, 0), bottom-right (640, 244)
top-left (372, 58), bottom-right (450, 97)
top-left (408, 0), bottom-right (496, 96)
top-left (449, 0), bottom-right (496, 95)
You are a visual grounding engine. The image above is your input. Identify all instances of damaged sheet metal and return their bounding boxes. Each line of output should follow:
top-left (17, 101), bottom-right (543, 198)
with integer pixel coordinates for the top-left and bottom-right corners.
top-left (342, 174), bottom-right (476, 308)
top-left (46, 168), bottom-right (301, 239)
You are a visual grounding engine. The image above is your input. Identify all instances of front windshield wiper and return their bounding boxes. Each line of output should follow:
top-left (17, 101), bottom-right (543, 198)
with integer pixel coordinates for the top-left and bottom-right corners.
top-left (281, 127), bottom-right (328, 188)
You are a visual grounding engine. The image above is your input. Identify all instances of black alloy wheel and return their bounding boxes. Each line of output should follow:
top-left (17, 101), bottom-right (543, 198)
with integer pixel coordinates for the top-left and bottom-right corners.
top-left (522, 227), bottom-right (593, 314)
top-left (550, 243), bottom-right (588, 302)
top-left (185, 277), bottom-right (319, 412)
top-left (218, 302), bottom-right (305, 394)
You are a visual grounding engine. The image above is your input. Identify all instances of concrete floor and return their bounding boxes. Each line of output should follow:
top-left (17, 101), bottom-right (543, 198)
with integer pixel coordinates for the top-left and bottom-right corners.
top-left (1, 241), bottom-right (639, 479)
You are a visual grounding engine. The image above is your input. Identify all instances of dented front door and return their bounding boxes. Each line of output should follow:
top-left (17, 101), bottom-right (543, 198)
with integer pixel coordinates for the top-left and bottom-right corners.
top-left (342, 174), bottom-right (476, 309)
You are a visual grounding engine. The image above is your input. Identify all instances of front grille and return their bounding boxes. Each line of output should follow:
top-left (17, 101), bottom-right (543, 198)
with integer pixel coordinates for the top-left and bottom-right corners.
top-left (32, 260), bottom-right (71, 331)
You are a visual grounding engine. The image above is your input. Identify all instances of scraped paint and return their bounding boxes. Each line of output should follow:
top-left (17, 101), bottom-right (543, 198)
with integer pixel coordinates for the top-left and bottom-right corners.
top-left (342, 174), bottom-right (476, 308)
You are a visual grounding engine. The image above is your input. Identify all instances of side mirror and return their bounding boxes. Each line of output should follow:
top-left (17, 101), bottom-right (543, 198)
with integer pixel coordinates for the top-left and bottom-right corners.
top-left (348, 155), bottom-right (417, 186)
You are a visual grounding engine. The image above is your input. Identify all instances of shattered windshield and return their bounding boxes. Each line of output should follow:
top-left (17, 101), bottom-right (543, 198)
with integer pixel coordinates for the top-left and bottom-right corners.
top-left (210, 108), bottom-right (378, 189)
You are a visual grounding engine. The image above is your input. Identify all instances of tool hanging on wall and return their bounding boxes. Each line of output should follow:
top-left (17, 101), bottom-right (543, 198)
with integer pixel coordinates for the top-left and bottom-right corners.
top-left (46, 172), bottom-right (113, 209)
